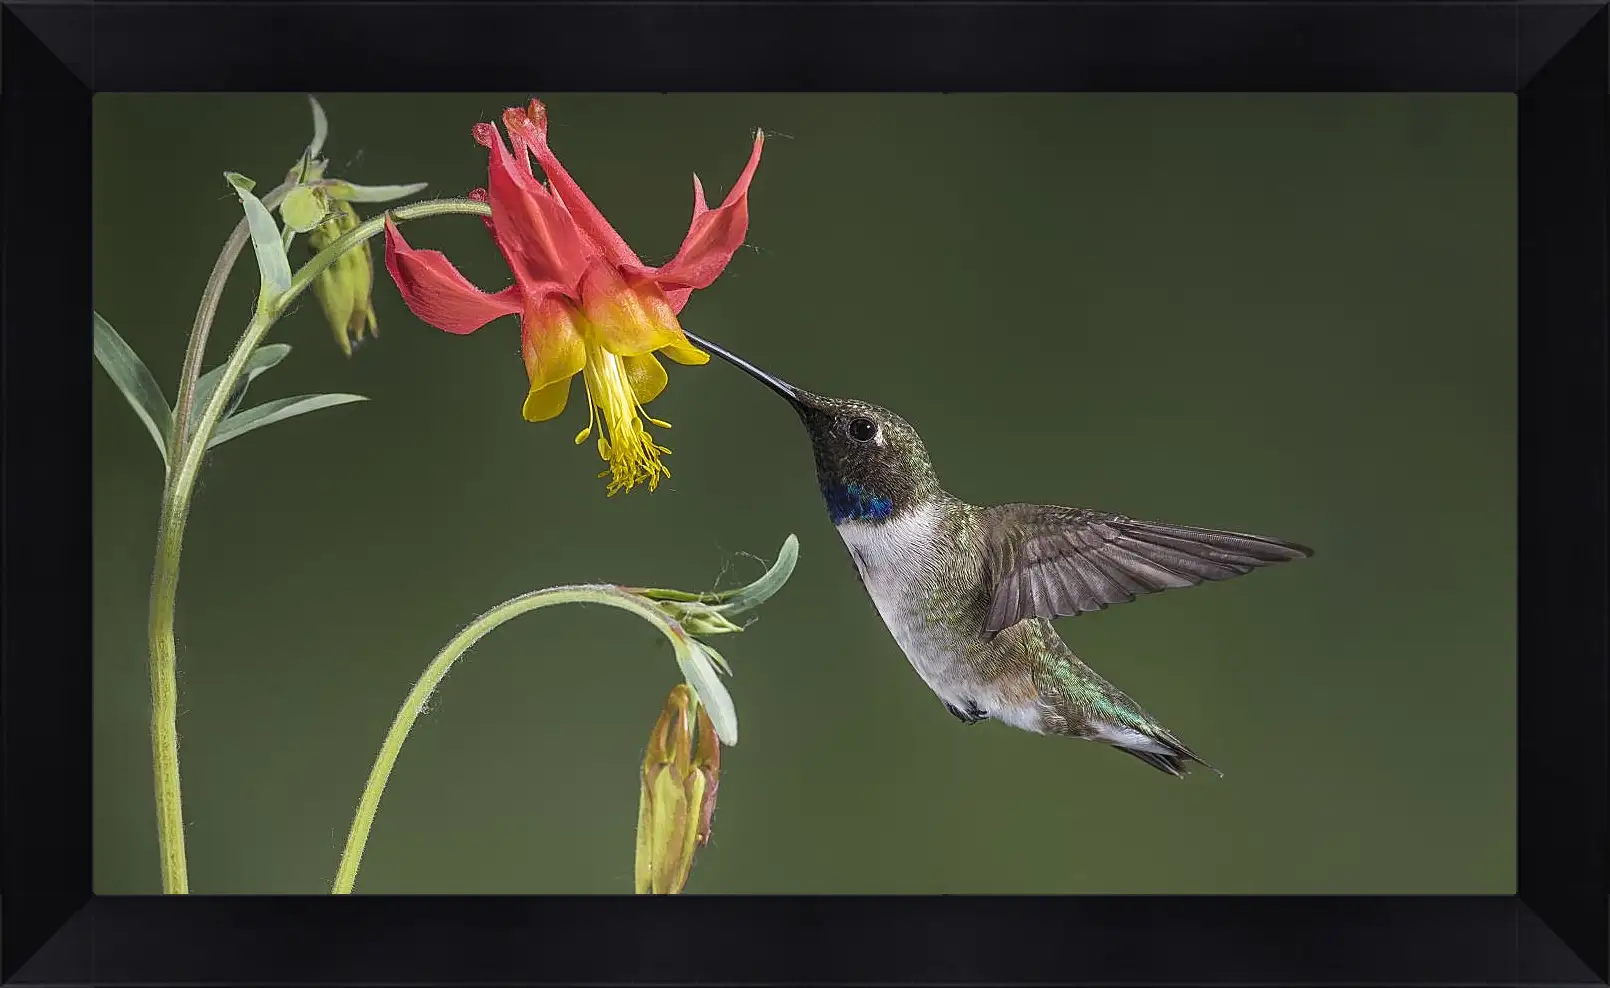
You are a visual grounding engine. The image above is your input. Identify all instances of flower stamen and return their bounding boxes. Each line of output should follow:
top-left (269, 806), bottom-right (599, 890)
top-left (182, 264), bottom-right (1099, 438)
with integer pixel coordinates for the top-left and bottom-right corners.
top-left (573, 394), bottom-right (598, 446)
top-left (579, 336), bottom-right (673, 495)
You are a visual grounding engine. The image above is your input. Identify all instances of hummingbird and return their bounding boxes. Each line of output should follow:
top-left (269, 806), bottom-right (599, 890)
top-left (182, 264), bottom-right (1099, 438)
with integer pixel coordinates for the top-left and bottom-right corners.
top-left (685, 331), bottom-right (1313, 777)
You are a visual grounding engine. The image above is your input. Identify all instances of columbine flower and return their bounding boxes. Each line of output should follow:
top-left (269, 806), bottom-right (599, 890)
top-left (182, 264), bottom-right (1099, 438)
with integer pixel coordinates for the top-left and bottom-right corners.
top-left (383, 99), bottom-right (765, 495)
top-left (635, 683), bottom-right (721, 894)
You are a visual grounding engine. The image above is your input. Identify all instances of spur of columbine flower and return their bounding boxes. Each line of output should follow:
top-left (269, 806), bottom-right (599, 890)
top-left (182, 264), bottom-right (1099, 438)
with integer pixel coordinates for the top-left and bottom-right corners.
top-left (383, 99), bottom-right (765, 495)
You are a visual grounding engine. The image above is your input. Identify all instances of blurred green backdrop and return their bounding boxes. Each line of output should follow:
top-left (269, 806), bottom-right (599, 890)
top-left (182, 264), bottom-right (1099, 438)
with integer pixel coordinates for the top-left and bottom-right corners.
top-left (93, 94), bottom-right (1515, 894)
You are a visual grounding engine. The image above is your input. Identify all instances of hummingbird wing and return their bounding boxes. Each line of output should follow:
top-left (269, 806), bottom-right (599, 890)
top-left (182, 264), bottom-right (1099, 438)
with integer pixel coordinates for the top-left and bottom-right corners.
top-left (981, 504), bottom-right (1312, 633)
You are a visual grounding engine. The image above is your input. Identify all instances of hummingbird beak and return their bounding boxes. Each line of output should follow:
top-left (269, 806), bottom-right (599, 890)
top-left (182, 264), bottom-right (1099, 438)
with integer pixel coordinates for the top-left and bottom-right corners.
top-left (682, 331), bottom-right (812, 413)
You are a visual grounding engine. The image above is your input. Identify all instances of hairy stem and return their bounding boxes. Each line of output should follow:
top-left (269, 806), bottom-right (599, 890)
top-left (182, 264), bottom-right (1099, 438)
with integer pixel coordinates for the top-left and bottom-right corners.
top-left (331, 586), bottom-right (693, 895)
top-left (283, 197), bottom-right (490, 304)
top-left (145, 588), bottom-right (188, 892)
top-left (145, 198), bottom-right (492, 893)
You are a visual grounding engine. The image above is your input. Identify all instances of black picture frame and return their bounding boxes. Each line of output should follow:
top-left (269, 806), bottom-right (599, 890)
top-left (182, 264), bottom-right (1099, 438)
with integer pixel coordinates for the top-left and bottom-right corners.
top-left (4, 3), bottom-right (1604, 984)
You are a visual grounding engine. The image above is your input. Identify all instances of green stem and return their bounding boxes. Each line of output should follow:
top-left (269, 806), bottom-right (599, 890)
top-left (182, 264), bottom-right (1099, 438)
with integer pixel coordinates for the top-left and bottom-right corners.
top-left (283, 197), bottom-right (490, 307)
top-left (331, 585), bottom-right (695, 895)
top-left (145, 564), bottom-right (188, 893)
top-left (167, 180), bottom-right (294, 467)
top-left (145, 197), bottom-right (492, 894)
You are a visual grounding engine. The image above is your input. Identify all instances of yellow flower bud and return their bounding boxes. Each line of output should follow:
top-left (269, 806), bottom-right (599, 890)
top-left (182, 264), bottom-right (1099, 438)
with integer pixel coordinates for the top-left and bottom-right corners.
top-left (307, 199), bottom-right (378, 356)
top-left (280, 185), bottom-right (333, 234)
top-left (635, 684), bottom-right (721, 894)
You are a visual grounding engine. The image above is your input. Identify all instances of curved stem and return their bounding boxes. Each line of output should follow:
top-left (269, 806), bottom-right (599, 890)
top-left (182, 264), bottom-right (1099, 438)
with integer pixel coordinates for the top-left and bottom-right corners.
top-left (168, 180), bottom-right (294, 466)
top-left (280, 197), bottom-right (490, 309)
top-left (145, 197), bottom-right (492, 893)
top-left (331, 585), bottom-right (693, 895)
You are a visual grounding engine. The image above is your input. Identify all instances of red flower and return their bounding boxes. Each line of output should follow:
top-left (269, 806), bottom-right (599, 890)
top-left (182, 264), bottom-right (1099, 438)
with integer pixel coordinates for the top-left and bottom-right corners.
top-left (384, 99), bottom-right (764, 494)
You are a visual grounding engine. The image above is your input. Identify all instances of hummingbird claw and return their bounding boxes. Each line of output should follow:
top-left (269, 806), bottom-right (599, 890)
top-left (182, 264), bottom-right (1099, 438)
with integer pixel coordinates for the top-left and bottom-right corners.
top-left (945, 700), bottom-right (989, 725)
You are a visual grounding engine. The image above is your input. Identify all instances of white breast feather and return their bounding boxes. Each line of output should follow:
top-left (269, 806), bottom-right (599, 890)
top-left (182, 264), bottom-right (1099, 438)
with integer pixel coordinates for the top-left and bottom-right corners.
top-left (836, 504), bottom-right (1049, 733)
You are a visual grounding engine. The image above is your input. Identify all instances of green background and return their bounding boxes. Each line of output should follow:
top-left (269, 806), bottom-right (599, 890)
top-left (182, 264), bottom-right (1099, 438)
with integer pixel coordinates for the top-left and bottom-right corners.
top-left (93, 94), bottom-right (1516, 894)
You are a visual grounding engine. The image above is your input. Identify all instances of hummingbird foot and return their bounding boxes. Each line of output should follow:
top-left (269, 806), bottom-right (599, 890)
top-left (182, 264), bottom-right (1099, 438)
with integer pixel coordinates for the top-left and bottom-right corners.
top-left (945, 699), bottom-right (990, 725)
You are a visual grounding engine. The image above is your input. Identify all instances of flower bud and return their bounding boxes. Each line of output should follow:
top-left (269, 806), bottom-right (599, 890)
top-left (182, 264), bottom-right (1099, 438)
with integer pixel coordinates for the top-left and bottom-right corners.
top-left (635, 684), bottom-right (721, 894)
top-left (665, 600), bottom-right (744, 638)
top-left (630, 587), bottom-right (745, 637)
top-left (307, 199), bottom-right (378, 356)
top-left (280, 185), bottom-right (334, 234)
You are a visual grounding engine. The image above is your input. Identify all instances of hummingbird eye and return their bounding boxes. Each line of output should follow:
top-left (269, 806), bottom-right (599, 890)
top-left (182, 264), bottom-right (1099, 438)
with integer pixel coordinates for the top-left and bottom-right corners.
top-left (847, 417), bottom-right (878, 443)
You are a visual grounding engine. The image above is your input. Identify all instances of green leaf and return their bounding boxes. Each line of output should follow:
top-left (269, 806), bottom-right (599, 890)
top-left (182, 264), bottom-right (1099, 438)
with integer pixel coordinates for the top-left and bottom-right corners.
top-left (319, 179), bottom-right (430, 203)
top-left (699, 640), bottom-right (733, 676)
top-left (188, 343), bottom-right (292, 441)
top-left (307, 95), bottom-right (329, 159)
top-left (712, 534), bottom-right (800, 616)
top-left (286, 145), bottom-right (328, 187)
top-left (206, 393), bottom-right (368, 450)
top-left (290, 146), bottom-right (312, 184)
top-left (225, 171), bottom-right (292, 299)
top-left (678, 642), bottom-right (738, 746)
top-left (92, 312), bottom-right (172, 465)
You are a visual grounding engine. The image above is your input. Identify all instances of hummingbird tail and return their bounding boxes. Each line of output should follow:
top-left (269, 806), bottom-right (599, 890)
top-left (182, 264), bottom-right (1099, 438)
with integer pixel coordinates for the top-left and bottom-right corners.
top-left (1113, 727), bottom-right (1222, 779)
top-left (1117, 745), bottom-right (1220, 778)
top-left (1119, 747), bottom-right (1193, 778)
top-left (1034, 643), bottom-right (1223, 778)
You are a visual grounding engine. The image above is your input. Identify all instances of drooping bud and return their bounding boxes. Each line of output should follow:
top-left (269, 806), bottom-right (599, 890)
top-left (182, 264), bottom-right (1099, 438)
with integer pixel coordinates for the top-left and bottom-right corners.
top-left (307, 199), bottom-right (378, 356)
top-left (635, 684), bottom-right (721, 894)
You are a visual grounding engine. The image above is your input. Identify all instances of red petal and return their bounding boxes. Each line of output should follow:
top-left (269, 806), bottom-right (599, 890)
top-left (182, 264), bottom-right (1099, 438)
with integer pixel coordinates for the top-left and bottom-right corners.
top-left (664, 287), bottom-right (693, 315)
top-left (690, 174), bottom-right (710, 220)
top-left (383, 215), bottom-right (523, 335)
top-left (645, 129), bottom-right (765, 291)
top-left (473, 121), bottom-right (590, 292)
top-left (504, 101), bottom-right (643, 271)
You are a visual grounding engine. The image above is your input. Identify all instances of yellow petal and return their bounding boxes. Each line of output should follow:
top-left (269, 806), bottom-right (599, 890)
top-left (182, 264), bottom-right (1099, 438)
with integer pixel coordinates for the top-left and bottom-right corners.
top-left (624, 352), bottom-right (669, 405)
top-left (521, 376), bottom-right (574, 422)
top-left (660, 336), bottom-right (710, 366)
top-left (521, 297), bottom-right (587, 393)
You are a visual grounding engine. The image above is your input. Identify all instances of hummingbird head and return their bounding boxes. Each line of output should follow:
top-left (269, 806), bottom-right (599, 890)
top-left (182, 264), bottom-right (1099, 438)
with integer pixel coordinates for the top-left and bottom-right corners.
top-left (686, 332), bottom-right (940, 525)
